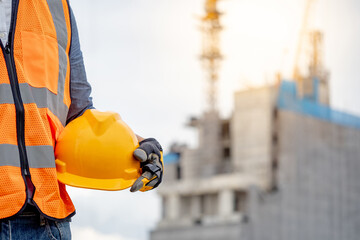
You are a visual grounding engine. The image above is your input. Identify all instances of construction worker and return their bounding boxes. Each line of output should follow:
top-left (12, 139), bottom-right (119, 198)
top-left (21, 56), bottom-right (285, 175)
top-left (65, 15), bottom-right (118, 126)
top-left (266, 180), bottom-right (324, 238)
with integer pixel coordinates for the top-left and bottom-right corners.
top-left (0, 1), bottom-right (163, 239)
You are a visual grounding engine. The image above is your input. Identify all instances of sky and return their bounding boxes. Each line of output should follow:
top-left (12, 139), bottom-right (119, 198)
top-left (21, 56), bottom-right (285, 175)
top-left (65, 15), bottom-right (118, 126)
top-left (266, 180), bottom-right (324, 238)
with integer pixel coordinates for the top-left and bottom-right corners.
top-left (68, 0), bottom-right (360, 239)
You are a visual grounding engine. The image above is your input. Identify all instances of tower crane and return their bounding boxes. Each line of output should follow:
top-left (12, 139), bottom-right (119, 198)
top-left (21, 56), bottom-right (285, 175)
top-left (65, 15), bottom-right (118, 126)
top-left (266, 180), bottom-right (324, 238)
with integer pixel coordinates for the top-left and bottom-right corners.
top-left (292, 0), bottom-right (329, 104)
top-left (293, 0), bottom-right (316, 81)
top-left (200, 0), bottom-right (223, 112)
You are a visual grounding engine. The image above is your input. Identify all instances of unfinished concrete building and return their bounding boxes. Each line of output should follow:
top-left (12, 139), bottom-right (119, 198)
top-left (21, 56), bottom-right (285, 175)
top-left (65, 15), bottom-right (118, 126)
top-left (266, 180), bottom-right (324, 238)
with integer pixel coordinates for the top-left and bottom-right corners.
top-left (240, 80), bottom-right (360, 240)
top-left (150, 76), bottom-right (360, 240)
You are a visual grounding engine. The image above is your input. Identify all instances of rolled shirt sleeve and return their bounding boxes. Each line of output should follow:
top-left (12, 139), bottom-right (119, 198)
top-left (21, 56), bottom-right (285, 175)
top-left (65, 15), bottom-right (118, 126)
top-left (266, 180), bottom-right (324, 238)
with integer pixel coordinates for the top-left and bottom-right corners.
top-left (66, 7), bottom-right (94, 124)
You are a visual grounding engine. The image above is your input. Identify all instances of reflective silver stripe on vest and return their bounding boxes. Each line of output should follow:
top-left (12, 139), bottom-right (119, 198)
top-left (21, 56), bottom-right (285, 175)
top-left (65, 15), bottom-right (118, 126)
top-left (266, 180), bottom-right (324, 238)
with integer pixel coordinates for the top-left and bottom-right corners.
top-left (0, 144), bottom-right (55, 168)
top-left (0, 84), bottom-right (69, 126)
top-left (0, 144), bottom-right (21, 167)
top-left (0, 84), bottom-right (14, 104)
top-left (19, 83), bottom-right (69, 126)
top-left (26, 145), bottom-right (56, 168)
top-left (46, 0), bottom-right (69, 116)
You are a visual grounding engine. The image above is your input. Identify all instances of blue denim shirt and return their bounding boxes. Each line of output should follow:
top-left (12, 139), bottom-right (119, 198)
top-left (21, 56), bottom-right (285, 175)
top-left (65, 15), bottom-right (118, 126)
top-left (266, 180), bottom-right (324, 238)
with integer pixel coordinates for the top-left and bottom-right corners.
top-left (66, 8), bottom-right (94, 124)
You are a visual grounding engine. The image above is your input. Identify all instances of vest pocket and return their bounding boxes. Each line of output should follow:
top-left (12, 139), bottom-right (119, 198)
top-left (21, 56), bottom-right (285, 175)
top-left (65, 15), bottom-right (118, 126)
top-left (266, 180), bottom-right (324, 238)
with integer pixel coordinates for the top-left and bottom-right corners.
top-left (21, 31), bottom-right (59, 94)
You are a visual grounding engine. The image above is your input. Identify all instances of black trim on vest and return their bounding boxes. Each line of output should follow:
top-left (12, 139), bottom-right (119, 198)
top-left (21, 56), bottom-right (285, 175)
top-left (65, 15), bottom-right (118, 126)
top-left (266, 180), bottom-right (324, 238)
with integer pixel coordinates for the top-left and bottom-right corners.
top-left (66, 0), bottom-right (73, 126)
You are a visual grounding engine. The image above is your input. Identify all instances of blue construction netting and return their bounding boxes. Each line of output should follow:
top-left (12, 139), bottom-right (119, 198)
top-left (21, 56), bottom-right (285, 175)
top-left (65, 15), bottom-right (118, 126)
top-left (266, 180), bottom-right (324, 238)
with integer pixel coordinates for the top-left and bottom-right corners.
top-left (277, 80), bottom-right (360, 129)
top-left (163, 152), bottom-right (180, 164)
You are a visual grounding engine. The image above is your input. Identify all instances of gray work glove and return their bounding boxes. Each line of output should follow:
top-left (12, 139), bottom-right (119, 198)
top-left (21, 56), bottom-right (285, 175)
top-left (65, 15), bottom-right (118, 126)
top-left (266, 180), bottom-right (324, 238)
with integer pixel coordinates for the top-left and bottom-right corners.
top-left (130, 138), bottom-right (163, 192)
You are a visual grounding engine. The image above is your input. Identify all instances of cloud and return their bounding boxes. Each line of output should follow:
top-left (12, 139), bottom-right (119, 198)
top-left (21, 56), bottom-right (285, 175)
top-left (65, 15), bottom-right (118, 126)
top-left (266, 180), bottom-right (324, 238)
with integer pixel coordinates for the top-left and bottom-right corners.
top-left (67, 187), bottom-right (161, 240)
top-left (72, 226), bottom-right (137, 240)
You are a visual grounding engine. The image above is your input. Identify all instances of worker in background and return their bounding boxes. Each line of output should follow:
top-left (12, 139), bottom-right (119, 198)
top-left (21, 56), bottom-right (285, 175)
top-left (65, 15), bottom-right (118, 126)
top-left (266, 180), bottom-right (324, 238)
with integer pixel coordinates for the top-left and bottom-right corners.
top-left (0, 0), bottom-right (163, 239)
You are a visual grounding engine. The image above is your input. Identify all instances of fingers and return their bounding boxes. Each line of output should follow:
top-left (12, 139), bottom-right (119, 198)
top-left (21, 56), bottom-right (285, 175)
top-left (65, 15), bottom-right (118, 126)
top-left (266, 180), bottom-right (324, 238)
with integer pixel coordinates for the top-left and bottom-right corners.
top-left (130, 172), bottom-right (151, 192)
top-left (130, 176), bottom-right (147, 192)
top-left (130, 178), bottom-right (146, 192)
top-left (130, 171), bottom-right (159, 192)
top-left (146, 178), bottom-right (159, 188)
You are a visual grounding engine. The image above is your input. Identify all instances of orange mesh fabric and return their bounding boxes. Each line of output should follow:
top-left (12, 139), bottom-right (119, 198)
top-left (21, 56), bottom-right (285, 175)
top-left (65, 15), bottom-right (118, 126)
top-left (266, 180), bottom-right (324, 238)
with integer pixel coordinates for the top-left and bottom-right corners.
top-left (63, 56), bottom-right (71, 107)
top-left (21, 30), bottom-right (59, 94)
top-left (61, 0), bottom-right (71, 52)
top-left (0, 166), bottom-right (26, 218)
top-left (24, 104), bottom-right (53, 147)
top-left (31, 168), bottom-right (75, 219)
top-left (0, 54), bottom-right (10, 84)
top-left (0, 104), bottom-right (17, 145)
top-left (46, 108), bottom-right (65, 145)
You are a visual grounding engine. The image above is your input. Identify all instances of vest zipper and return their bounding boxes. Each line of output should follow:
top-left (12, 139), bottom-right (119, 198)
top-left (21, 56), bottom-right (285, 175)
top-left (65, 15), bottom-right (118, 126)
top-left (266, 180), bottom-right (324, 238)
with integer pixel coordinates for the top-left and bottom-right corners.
top-left (4, 44), bottom-right (30, 177)
top-left (4, 0), bottom-right (31, 182)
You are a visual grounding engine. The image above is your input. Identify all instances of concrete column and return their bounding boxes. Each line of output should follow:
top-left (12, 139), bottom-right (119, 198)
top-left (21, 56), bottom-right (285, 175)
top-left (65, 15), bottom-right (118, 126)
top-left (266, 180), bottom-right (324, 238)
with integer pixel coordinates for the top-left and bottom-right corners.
top-left (168, 194), bottom-right (180, 220)
top-left (219, 189), bottom-right (233, 217)
top-left (191, 195), bottom-right (201, 219)
top-left (198, 111), bottom-right (221, 177)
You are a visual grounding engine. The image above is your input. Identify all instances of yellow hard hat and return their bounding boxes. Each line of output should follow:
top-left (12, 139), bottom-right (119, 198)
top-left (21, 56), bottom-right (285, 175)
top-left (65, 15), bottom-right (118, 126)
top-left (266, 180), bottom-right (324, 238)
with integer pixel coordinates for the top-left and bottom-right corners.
top-left (55, 109), bottom-right (140, 191)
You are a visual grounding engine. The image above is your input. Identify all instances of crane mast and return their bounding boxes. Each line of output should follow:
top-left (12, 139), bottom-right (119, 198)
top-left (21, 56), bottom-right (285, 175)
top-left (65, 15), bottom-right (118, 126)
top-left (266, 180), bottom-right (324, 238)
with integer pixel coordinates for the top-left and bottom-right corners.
top-left (292, 0), bottom-right (329, 104)
top-left (293, 0), bottom-right (316, 81)
top-left (200, 0), bottom-right (223, 112)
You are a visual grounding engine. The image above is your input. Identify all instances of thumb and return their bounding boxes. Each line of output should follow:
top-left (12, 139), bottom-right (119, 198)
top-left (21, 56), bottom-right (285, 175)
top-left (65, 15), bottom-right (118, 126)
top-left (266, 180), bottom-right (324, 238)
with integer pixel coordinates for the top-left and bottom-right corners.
top-left (133, 148), bottom-right (148, 163)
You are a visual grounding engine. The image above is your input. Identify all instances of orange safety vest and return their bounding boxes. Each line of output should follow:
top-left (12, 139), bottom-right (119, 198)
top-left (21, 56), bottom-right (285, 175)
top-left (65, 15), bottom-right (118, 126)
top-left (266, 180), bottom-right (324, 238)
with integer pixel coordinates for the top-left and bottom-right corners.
top-left (0, 0), bottom-right (75, 220)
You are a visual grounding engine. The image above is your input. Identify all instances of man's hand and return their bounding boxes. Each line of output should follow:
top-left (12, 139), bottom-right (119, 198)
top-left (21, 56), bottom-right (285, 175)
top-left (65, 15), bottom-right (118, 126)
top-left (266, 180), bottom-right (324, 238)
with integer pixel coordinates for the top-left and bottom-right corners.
top-left (130, 138), bottom-right (163, 192)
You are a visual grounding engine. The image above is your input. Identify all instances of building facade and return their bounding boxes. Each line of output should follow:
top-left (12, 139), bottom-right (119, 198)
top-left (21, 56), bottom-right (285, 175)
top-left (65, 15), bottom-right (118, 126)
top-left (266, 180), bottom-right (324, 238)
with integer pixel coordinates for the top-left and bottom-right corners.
top-left (151, 79), bottom-right (360, 240)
